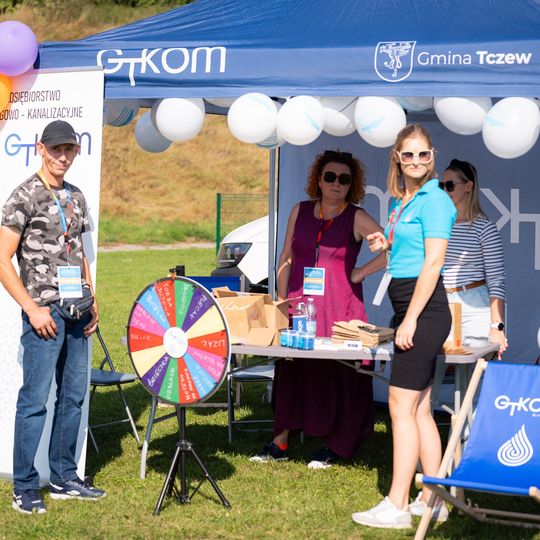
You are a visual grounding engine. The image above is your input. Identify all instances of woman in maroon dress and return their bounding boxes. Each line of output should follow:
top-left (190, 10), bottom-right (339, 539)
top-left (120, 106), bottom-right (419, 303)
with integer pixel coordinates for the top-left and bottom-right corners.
top-left (250, 150), bottom-right (385, 467)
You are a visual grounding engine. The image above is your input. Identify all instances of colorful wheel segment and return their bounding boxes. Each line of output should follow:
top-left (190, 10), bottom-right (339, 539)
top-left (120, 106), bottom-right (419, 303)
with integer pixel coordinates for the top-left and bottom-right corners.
top-left (127, 277), bottom-right (230, 406)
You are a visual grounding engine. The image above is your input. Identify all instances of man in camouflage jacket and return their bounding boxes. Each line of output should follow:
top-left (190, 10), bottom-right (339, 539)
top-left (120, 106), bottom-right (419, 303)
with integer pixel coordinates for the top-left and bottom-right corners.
top-left (0, 120), bottom-right (105, 514)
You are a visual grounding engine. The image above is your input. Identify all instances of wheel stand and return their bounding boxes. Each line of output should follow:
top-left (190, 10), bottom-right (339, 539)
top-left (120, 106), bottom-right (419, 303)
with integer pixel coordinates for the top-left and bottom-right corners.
top-left (154, 406), bottom-right (231, 515)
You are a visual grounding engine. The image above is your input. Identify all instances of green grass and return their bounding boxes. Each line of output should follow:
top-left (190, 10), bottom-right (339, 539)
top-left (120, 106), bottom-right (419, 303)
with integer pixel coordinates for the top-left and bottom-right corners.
top-left (98, 216), bottom-right (216, 245)
top-left (0, 248), bottom-right (538, 539)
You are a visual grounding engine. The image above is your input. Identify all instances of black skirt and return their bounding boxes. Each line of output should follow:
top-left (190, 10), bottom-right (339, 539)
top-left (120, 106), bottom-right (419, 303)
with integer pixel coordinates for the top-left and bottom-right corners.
top-left (388, 276), bottom-right (451, 391)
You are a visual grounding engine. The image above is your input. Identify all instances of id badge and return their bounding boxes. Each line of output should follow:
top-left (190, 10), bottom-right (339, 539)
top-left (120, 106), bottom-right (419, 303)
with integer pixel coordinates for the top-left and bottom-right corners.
top-left (57, 266), bottom-right (83, 299)
top-left (303, 266), bottom-right (325, 296)
top-left (373, 272), bottom-right (392, 306)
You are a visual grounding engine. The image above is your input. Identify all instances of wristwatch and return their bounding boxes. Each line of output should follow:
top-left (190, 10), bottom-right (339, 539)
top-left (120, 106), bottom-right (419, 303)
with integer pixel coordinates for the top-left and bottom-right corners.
top-left (490, 321), bottom-right (505, 331)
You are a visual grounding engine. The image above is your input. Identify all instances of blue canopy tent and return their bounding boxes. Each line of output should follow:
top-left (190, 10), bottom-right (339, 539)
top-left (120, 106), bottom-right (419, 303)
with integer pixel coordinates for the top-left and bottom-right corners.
top-left (38, 0), bottom-right (540, 99)
top-left (37, 0), bottom-right (540, 361)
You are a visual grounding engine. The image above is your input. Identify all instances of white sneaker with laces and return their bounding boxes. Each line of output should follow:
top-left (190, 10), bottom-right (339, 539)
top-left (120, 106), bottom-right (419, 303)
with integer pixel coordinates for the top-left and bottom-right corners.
top-left (352, 496), bottom-right (412, 529)
top-left (408, 491), bottom-right (449, 522)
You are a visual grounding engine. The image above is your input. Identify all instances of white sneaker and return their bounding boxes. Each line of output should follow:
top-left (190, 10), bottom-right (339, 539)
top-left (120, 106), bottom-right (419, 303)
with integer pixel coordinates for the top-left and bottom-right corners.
top-left (408, 491), bottom-right (449, 522)
top-left (352, 497), bottom-right (412, 529)
top-left (307, 460), bottom-right (332, 470)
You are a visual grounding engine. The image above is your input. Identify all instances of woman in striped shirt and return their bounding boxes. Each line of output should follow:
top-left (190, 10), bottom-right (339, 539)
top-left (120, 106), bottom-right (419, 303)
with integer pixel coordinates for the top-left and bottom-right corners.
top-left (440, 159), bottom-right (507, 357)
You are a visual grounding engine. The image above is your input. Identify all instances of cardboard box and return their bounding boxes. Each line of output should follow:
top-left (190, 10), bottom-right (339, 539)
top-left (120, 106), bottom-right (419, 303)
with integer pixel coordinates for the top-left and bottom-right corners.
top-left (214, 288), bottom-right (289, 346)
top-left (445, 302), bottom-right (462, 347)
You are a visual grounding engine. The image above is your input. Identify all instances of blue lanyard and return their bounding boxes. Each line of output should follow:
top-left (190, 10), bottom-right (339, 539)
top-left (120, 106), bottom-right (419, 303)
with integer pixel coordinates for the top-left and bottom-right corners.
top-left (37, 170), bottom-right (74, 261)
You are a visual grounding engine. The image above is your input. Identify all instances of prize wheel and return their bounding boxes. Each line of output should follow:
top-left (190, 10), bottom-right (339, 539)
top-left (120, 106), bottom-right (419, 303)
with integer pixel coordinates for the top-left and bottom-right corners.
top-left (127, 276), bottom-right (230, 406)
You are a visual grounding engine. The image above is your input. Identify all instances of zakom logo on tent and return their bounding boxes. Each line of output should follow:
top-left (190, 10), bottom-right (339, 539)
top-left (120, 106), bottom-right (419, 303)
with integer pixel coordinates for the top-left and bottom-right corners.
top-left (374, 42), bottom-right (533, 82)
top-left (494, 395), bottom-right (540, 417)
top-left (97, 47), bottom-right (227, 87)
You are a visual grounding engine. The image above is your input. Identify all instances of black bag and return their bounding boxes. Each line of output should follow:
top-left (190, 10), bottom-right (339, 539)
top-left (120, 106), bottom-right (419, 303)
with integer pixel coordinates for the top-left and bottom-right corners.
top-left (54, 284), bottom-right (95, 320)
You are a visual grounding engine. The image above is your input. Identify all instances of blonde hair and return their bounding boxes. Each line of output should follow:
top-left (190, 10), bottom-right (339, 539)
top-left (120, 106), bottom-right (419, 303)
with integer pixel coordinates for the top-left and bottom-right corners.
top-left (387, 124), bottom-right (436, 198)
top-left (445, 159), bottom-right (486, 222)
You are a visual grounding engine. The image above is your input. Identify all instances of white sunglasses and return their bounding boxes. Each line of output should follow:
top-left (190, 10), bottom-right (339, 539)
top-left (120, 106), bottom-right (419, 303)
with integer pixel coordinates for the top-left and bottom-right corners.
top-left (396, 149), bottom-right (434, 164)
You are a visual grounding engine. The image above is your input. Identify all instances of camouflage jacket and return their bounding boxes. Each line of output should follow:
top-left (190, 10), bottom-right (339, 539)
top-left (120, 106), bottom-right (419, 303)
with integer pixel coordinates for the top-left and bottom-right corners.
top-left (1, 173), bottom-right (90, 306)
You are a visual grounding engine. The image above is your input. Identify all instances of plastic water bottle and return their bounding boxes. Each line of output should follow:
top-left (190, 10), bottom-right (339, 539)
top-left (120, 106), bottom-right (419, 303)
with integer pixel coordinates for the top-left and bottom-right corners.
top-left (292, 301), bottom-right (307, 332)
top-left (306, 297), bottom-right (317, 335)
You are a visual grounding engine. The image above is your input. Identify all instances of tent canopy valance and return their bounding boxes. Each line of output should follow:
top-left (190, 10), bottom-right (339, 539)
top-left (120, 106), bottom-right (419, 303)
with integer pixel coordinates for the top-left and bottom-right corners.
top-left (37, 0), bottom-right (540, 100)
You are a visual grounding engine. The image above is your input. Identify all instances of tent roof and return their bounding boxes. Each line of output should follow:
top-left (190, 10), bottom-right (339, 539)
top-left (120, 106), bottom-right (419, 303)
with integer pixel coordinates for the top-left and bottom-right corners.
top-left (38, 0), bottom-right (540, 99)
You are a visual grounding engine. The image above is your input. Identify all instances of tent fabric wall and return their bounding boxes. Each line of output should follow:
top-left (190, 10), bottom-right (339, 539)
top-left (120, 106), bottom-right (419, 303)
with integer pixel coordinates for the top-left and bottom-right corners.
top-left (37, 0), bottom-right (540, 99)
top-left (277, 127), bottom-right (540, 362)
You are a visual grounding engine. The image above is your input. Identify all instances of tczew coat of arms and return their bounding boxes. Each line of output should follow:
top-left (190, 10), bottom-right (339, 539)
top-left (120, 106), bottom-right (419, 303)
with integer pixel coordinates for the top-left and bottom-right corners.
top-left (374, 41), bottom-right (416, 82)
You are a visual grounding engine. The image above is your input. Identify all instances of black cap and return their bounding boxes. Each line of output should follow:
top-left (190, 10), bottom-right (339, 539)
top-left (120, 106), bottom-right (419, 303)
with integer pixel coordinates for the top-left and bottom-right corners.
top-left (40, 120), bottom-right (79, 146)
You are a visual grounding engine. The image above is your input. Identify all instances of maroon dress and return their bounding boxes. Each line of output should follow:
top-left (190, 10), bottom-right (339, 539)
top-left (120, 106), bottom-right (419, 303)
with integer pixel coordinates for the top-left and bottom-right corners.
top-left (272, 200), bottom-right (374, 458)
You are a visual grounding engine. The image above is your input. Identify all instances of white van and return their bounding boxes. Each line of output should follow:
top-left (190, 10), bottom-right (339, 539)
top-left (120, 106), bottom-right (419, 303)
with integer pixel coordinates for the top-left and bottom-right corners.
top-left (211, 215), bottom-right (269, 292)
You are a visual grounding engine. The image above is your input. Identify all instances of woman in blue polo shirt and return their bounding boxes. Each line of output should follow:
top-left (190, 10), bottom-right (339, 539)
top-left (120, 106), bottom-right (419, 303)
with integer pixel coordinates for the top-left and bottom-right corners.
top-left (352, 124), bottom-right (456, 529)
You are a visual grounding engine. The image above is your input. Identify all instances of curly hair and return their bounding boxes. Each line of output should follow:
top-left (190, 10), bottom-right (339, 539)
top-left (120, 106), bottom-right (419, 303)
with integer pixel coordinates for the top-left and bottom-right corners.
top-left (305, 150), bottom-right (366, 204)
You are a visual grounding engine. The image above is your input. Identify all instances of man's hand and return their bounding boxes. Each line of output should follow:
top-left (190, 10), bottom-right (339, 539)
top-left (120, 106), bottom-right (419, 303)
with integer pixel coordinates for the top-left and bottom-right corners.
top-left (84, 302), bottom-right (99, 337)
top-left (27, 305), bottom-right (57, 339)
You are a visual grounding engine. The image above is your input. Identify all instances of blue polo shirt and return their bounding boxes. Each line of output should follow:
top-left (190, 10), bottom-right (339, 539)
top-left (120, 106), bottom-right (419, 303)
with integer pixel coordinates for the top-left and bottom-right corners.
top-left (385, 178), bottom-right (456, 278)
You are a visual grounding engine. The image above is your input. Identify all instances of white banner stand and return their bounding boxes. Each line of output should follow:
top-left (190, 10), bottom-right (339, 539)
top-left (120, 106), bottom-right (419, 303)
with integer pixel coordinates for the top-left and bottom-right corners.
top-left (0, 67), bottom-right (104, 484)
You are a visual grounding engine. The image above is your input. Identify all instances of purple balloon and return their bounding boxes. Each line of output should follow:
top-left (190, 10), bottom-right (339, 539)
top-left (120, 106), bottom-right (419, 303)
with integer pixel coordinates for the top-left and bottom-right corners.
top-left (0, 21), bottom-right (39, 77)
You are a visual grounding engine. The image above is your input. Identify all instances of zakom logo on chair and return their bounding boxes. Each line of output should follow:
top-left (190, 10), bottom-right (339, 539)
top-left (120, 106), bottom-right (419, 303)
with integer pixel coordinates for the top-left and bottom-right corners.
top-left (494, 395), bottom-right (540, 417)
top-left (497, 425), bottom-right (534, 467)
top-left (374, 41), bottom-right (416, 82)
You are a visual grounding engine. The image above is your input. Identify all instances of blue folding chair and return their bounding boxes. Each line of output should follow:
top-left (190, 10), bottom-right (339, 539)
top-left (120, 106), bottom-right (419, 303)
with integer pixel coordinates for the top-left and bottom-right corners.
top-left (415, 360), bottom-right (540, 538)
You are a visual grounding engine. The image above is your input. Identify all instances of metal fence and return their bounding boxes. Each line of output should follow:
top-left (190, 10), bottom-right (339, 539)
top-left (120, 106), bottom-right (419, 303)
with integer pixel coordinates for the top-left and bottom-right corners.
top-left (216, 193), bottom-right (269, 251)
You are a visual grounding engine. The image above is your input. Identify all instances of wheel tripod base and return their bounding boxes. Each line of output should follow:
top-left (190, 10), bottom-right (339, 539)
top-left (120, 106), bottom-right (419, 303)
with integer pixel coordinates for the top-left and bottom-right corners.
top-left (154, 439), bottom-right (231, 515)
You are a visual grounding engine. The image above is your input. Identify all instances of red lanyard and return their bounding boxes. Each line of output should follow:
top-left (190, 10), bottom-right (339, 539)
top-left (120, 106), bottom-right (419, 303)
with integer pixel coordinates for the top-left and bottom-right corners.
top-left (387, 200), bottom-right (406, 247)
top-left (315, 202), bottom-right (346, 266)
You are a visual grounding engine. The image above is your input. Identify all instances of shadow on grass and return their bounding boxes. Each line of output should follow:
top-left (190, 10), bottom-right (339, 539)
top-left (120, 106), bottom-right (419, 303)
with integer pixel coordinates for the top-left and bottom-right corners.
top-left (85, 383), bottom-right (151, 465)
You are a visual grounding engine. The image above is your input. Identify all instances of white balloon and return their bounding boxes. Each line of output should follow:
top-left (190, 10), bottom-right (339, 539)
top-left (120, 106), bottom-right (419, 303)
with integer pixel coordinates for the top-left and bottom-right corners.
top-left (397, 96), bottom-right (433, 112)
top-left (256, 130), bottom-right (285, 149)
top-left (104, 99), bottom-right (139, 127)
top-left (227, 93), bottom-right (278, 144)
top-left (354, 96), bottom-right (406, 148)
top-left (276, 96), bottom-right (324, 146)
top-left (482, 97), bottom-right (540, 159)
top-left (205, 97), bottom-right (237, 108)
top-left (321, 96), bottom-right (357, 137)
top-left (434, 96), bottom-right (492, 135)
top-left (153, 98), bottom-right (205, 142)
top-left (256, 103), bottom-right (284, 149)
top-left (135, 111), bottom-right (172, 153)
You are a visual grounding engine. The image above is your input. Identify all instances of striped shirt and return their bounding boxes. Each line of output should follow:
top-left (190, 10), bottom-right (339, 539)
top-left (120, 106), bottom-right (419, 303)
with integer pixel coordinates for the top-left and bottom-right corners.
top-left (443, 217), bottom-right (505, 300)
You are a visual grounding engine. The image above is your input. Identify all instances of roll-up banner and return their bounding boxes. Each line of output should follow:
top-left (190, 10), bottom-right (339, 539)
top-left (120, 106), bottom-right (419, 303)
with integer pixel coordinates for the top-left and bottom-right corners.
top-left (0, 68), bottom-right (104, 483)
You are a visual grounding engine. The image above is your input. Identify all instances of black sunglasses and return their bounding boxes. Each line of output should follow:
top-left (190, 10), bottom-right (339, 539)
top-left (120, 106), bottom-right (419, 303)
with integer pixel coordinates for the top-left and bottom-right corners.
top-left (439, 180), bottom-right (466, 192)
top-left (323, 171), bottom-right (351, 185)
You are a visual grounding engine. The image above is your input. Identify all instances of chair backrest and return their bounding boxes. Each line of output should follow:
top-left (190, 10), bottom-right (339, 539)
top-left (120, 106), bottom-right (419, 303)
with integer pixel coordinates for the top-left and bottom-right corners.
top-left (95, 326), bottom-right (116, 371)
top-left (451, 362), bottom-right (540, 495)
top-left (188, 275), bottom-right (243, 293)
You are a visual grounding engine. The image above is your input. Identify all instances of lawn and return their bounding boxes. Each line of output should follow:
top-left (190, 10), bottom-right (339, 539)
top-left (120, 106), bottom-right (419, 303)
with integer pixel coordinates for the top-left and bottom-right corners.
top-left (0, 248), bottom-right (537, 540)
